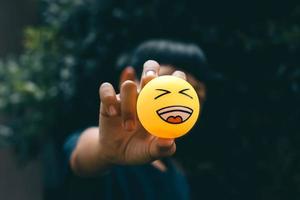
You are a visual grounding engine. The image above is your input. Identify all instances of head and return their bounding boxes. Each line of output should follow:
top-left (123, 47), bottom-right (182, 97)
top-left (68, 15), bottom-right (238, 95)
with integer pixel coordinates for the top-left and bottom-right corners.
top-left (117, 39), bottom-right (210, 104)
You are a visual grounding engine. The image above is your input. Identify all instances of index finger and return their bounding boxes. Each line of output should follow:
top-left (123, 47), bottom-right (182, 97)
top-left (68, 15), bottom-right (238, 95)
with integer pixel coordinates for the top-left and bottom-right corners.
top-left (172, 70), bottom-right (187, 80)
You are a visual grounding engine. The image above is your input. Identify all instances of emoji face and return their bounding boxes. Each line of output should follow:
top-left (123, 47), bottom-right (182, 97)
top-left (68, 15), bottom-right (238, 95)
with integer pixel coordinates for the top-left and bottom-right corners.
top-left (137, 75), bottom-right (200, 138)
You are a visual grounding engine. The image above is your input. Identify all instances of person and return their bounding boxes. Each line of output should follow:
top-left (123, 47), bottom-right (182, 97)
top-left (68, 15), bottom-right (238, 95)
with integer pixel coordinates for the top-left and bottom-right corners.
top-left (63, 40), bottom-right (215, 200)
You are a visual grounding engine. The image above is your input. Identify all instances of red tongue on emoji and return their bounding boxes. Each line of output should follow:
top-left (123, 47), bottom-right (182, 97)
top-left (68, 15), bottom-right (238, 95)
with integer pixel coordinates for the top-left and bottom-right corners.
top-left (167, 116), bottom-right (183, 124)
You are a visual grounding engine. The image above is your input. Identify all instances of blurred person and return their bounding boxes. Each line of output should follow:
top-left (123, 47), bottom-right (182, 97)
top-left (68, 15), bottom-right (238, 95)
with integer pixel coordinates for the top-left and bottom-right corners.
top-left (64, 40), bottom-right (216, 200)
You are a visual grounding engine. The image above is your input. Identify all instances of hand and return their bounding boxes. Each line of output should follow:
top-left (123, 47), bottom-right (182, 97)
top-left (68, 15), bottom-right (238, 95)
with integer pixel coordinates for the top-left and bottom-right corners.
top-left (98, 60), bottom-right (186, 165)
top-left (70, 60), bottom-right (187, 175)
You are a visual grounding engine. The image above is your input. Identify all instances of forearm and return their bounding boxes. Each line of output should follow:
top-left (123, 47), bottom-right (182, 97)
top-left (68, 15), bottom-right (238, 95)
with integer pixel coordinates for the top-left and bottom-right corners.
top-left (70, 127), bottom-right (111, 176)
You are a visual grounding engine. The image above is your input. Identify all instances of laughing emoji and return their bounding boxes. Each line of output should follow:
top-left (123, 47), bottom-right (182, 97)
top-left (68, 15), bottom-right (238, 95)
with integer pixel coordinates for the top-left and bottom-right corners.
top-left (137, 75), bottom-right (200, 138)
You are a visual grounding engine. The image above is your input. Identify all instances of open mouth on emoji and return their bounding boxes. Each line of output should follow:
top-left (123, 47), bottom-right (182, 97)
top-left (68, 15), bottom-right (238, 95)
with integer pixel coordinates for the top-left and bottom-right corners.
top-left (156, 106), bottom-right (193, 124)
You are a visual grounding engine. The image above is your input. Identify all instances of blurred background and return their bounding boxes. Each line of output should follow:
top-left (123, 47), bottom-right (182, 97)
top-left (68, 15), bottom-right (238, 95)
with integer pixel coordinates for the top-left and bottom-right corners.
top-left (0, 0), bottom-right (299, 199)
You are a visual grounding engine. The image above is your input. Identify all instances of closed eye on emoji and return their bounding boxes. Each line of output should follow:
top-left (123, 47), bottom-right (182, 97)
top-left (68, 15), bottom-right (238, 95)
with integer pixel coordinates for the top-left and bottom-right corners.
top-left (179, 88), bottom-right (193, 99)
top-left (155, 88), bottom-right (193, 100)
top-left (154, 89), bottom-right (171, 99)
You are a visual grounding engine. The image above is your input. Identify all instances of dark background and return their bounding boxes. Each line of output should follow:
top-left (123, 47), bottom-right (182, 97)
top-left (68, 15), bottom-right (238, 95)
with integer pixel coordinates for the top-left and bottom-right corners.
top-left (0, 0), bottom-right (299, 199)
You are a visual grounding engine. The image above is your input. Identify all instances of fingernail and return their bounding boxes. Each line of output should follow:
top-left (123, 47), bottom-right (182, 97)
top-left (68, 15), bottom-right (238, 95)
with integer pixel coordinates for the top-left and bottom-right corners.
top-left (109, 106), bottom-right (117, 116)
top-left (173, 71), bottom-right (186, 80)
top-left (164, 139), bottom-right (174, 147)
top-left (124, 120), bottom-right (134, 131)
top-left (145, 70), bottom-right (156, 77)
top-left (158, 139), bottom-right (174, 149)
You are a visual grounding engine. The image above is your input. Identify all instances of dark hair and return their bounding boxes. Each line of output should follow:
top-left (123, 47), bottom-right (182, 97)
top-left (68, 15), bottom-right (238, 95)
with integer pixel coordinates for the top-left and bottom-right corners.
top-left (117, 39), bottom-right (212, 81)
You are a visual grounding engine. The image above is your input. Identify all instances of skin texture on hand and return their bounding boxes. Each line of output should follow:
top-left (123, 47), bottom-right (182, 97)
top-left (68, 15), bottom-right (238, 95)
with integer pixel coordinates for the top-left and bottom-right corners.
top-left (71, 60), bottom-right (186, 176)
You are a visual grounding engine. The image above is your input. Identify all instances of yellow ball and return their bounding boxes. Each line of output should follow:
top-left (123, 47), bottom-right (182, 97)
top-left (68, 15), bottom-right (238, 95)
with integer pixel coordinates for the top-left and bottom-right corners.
top-left (137, 75), bottom-right (200, 138)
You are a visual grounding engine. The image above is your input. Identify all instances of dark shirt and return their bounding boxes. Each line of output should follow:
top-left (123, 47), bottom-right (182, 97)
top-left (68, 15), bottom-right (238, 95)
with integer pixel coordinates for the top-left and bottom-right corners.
top-left (63, 132), bottom-right (190, 200)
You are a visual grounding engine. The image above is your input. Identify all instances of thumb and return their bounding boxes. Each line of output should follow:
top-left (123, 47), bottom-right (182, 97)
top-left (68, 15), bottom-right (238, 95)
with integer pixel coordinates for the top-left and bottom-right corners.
top-left (149, 138), bottom-right (176, 160)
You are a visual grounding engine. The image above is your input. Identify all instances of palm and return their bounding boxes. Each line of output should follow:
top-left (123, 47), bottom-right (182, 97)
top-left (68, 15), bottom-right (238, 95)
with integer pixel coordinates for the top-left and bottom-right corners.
top-left (99, 107), bottom-right (158, 165)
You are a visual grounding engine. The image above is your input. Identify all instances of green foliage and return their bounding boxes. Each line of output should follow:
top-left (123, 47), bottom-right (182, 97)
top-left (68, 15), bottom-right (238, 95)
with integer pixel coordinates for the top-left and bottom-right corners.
top-left (0, 26), bottom-right (75, 157)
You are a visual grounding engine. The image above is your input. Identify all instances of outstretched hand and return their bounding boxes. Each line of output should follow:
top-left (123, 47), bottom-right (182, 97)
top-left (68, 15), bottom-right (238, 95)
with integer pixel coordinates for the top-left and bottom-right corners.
top-left (98, 60), bottom-right (186, 165)
top-left (71, 60), bottom-right (187, 175)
